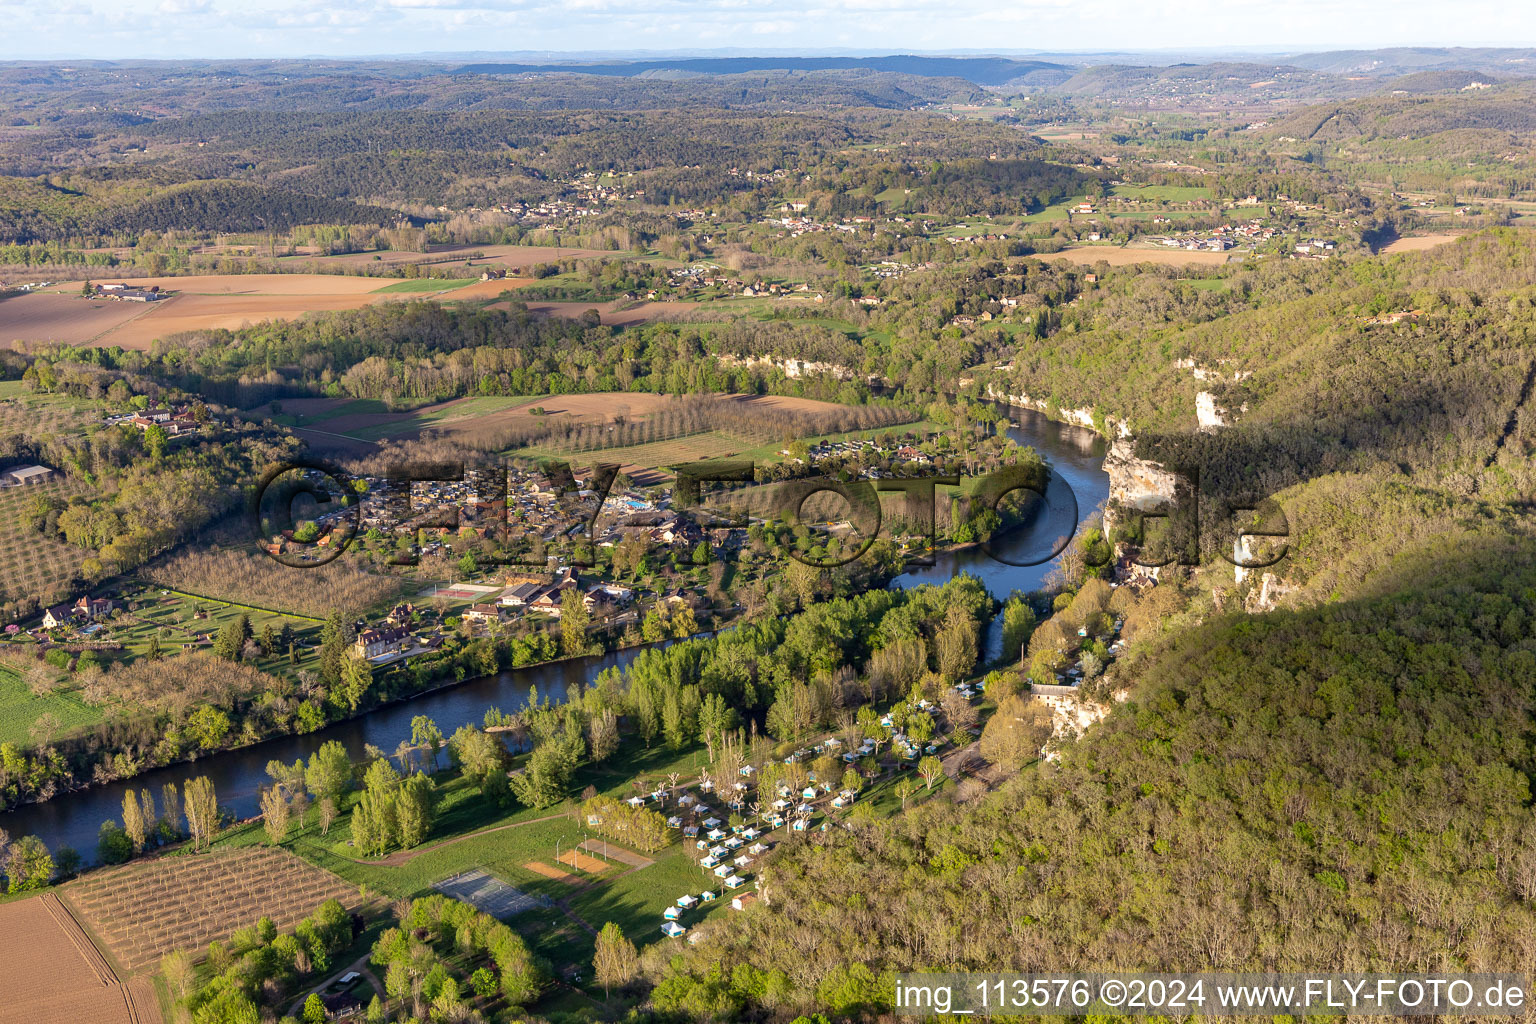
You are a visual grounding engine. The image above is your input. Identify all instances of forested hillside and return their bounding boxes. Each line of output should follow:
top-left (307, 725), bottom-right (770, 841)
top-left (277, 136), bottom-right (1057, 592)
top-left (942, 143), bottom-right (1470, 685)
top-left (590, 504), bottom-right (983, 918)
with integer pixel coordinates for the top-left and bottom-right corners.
top-left (0, 177), bottom-right (401, 243)
top-left (653, 539), bottom-right (1536, 1017)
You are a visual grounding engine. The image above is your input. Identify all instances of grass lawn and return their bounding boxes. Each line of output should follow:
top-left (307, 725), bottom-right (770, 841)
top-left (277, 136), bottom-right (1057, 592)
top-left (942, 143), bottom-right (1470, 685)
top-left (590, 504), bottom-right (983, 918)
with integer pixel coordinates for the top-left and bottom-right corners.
top-left (110, 587), bottom-right (325, 673)
top-left (341, 396), bottom-right (534, 442)
top-left (370, 279), bottom-right (476, 294)
top-left (1108, 209), bottom-right (1203, 221)
top-left (211, 739), bottom-right (739, 979)
top-left (1110, 183), bottom-right (1213, 202)
top-left (1019, 195), bottom-right (1090, 223)
top-left (525, 430), bottom-right (750, 474)
top-left (0, 663), bottom-right (103, 746)
top-left (265, 397), bottom-right (390, 428)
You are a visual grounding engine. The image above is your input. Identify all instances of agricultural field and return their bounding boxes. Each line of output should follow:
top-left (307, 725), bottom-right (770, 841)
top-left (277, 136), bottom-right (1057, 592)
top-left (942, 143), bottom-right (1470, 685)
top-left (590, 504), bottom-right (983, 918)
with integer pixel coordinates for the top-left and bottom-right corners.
top-left (1380, 232), bottom-right (1465, 253)
top-left (529, 430), bottom-right (750, 483)
top-left (244, 391), bottom-right (816, 450)
top-left (0, 662), bottom-right (104, 747)
top-left (369, 277), bottom-right (477, 294)
top-left (1046, 244), bottom-right (1235, 266)
top-left (7, 274), bottom-right (532, 350)
top-left (286, 243), bottom-right (617, 270)
top-left (60, 846), bottom-right (358, 971)
top-left (0, 893), bottom-right (161, 1024)
top-left (0, 291), bottom-right (158, 347)
top-left (0, 476), bottom-right (97, 608)
top-left (143, 543), bottom-right (406, 620)
top-left (489, 298), bottom-right (700, 325)
top-left (1109, 183), bottom-right (1213, 202)
top-left (0, 386), bottom-right (99, 435)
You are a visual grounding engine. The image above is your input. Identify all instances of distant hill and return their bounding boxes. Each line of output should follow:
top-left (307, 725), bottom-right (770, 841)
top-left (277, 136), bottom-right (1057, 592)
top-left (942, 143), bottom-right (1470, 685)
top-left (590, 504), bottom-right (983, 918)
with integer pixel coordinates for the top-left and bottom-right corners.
top-left (1284, 46), bottom-right (1536, 77)
top-left (1265, 81), bottom-right (1536, 142)
top-left (1375, 70), bottom-right (1507, 94)
top-left (452, 55), bottom-right (1074, 88)
top-left (1048, 61), bottom-right (1375, 102)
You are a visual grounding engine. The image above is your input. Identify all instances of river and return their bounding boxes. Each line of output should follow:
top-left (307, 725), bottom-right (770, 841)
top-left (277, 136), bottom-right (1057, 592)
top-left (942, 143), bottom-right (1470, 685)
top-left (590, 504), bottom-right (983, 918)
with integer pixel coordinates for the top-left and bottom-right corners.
top-left (0, 402), bottom-right (1107, 859)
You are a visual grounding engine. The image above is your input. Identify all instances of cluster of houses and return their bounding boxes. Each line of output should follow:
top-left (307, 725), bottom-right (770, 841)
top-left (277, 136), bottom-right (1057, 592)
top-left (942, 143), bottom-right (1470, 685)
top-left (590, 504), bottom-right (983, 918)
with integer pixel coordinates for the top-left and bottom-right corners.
top-left (105, 404), bottom-right (204, 437)
top-left (460, 567), bottom-right (638, 627)
top-left (355, 465), bottom-right (673, 550)
top-left (783, 437), bottom-right (935, 479)
top-left (1293, 238), bottom-right (1338, 258)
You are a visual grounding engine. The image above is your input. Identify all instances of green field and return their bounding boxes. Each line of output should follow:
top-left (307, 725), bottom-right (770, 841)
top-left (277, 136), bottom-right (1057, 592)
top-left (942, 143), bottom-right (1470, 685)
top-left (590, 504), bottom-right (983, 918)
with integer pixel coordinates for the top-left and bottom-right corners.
top-left (340, 396), bottom-right (534, 442)
top-left (527, 430), bottom-right (750, 474)
top-left (212, 740), bottom-right (743, 988)
top-left (1110, 183), bottom-right (1213, 202)
top-left (1019, 195), bottom-right (1089, 223)
top-left (0, 662), bottom-right (104, 747)
top-left (262, 397), bottom-right (388, 428)
top-left (113, 587), bottom-right (324, 672)
top-left (370, 278), bottom-right (477, 294)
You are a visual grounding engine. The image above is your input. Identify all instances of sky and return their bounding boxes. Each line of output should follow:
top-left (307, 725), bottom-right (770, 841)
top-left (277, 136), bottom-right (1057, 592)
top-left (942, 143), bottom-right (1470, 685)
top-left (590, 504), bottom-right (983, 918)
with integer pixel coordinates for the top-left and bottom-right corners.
top-left (3, 0), bottom-right (1534, 60)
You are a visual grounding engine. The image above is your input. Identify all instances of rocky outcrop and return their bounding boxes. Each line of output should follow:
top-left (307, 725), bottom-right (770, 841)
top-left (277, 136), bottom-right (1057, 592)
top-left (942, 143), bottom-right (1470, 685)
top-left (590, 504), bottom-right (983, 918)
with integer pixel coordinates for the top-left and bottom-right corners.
top-left (1244, 570), bottom-right (1297, 613)
top-left (1101, 437), bottom-right (1181, 535)
top-left (1195, 390), bottom-right (1227, 429)
top-left (985, 385), bottom-right (1131, 439)
top-left (715, 353), bottom-right (857, 380)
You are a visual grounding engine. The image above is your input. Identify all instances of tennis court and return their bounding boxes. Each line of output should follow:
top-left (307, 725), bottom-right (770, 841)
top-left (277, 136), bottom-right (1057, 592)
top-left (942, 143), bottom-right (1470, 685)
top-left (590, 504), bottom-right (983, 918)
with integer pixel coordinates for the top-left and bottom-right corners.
top-left (433, 870), bottom-right (551, 917)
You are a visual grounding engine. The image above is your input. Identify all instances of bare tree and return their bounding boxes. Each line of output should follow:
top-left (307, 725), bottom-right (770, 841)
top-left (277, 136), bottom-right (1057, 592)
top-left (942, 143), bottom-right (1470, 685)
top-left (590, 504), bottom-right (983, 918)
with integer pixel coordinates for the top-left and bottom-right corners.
top-left (185, 776), bottom-right (218, 852)
top-left (260, 786), bottom-right (291, 847)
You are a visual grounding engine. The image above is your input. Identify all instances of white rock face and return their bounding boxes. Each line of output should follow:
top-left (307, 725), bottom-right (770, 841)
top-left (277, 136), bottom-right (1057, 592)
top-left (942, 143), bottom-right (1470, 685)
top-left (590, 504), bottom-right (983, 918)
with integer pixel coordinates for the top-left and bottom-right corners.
top-left (1196, 390), bottom-right (1227, 429)
top-left (985, 385), bottom-right (1131, 438)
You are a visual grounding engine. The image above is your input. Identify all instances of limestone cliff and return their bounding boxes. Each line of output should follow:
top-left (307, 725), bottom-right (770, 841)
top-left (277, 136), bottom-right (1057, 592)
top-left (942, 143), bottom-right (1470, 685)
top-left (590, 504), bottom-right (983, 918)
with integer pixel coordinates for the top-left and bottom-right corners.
top-left (1101, 437), bottom-right (1180, 536)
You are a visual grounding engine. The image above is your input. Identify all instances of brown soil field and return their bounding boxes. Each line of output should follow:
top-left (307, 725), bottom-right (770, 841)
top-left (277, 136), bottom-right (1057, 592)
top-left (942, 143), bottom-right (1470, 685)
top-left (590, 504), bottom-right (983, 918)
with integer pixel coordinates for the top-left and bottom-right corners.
top-left (10, 274), bottom-right (512, 349)
top-left (0, 893), bottom-right (162, 1024)
top-left (1380, 233), bottom-right (1464, 253)
top-left (91, 291), bottom-right (387, 348)
top-left (48, 274), bottom-right (388, 296)
top-left (1047, 245), bottom-right (1233, 267)
top-left (61, 846), bottom-right (357, 970)
top-left (435, 277), bottom-right (537, 301)
top-left (0, 292), bottom-right (160, 346)
top-left (7, 272), bottom-right (690, 350)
